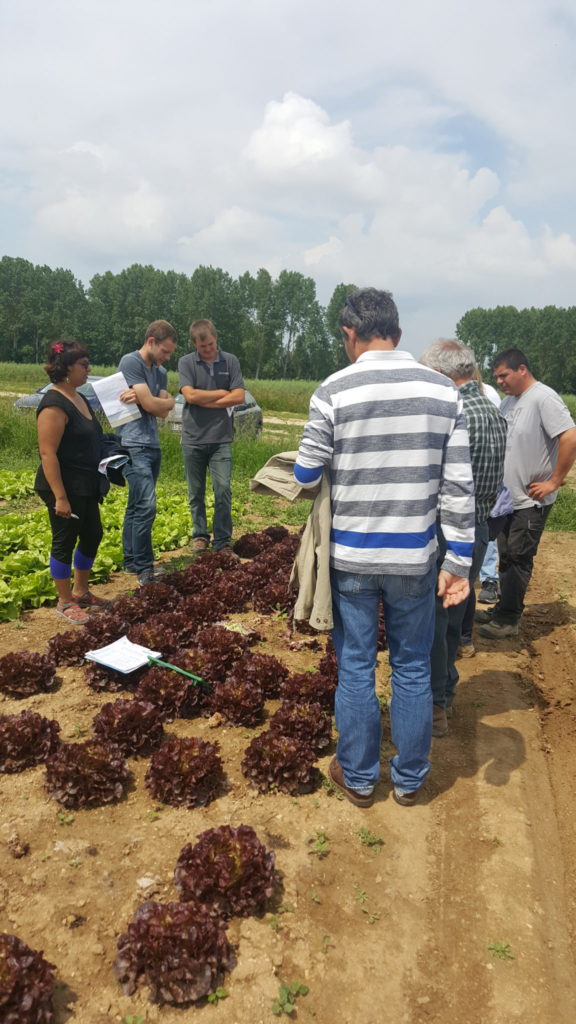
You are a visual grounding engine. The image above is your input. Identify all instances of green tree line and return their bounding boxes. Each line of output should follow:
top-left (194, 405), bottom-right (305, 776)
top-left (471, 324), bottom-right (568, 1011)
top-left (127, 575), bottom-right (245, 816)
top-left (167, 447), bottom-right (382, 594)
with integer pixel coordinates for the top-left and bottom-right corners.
top-left (0, 255), bottom-right (357, 380)
top-left (457, 305), bottom-right (576, 393)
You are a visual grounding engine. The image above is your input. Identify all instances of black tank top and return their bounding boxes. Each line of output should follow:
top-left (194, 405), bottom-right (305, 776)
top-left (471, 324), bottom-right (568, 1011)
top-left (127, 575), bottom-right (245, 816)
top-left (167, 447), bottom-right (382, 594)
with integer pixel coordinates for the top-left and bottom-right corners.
top-left (34, 389), bottom-right (103, 498)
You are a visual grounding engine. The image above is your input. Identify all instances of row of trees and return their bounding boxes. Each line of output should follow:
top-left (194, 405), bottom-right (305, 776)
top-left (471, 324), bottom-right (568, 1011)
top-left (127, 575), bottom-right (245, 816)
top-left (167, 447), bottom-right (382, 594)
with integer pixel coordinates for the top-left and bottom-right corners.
top-left (0, 256), bottom-right (355, 380)
top-left (3, 257), bottom-right (574, 390)
top-left (456, 306), bottom-right (576, 394)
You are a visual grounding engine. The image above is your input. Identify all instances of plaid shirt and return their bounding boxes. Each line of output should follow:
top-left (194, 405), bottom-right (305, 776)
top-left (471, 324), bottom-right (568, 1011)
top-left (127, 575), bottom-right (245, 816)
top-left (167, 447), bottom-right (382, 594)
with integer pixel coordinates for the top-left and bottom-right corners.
top-left (459, 380), bottom-right (507, 522)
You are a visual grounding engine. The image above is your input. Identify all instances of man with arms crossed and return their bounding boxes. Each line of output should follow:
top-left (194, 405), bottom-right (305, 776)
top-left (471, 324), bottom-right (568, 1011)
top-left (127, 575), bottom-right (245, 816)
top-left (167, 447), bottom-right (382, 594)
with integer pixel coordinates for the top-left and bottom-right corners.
top-left (117, 320), bottom-right (176, 586)
top-left (178, 319), bottom-right (245, 554)
top-left (295, 289), bottom-right (475, 808)
top-left (477, 348), bottom-right (576, 639)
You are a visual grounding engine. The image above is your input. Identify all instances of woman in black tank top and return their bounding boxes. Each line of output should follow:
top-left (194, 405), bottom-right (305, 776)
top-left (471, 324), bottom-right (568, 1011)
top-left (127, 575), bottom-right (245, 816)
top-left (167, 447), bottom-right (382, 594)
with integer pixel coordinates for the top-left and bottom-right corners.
top-left (35, 340), bottom-right (109, 624)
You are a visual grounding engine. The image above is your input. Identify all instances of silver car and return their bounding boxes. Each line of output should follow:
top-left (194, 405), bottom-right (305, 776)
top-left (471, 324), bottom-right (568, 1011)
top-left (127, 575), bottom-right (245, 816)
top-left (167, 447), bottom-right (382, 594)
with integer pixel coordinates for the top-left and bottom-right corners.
top-left (165, 389), bottom-right (263, 437)
top-left (13, 377), bottom-right (104, 412)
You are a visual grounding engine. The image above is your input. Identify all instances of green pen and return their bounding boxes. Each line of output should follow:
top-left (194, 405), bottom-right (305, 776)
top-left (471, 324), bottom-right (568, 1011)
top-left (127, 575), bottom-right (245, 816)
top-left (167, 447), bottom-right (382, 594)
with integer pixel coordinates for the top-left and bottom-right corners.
top-left (147, 656), bottom-right (206, 689)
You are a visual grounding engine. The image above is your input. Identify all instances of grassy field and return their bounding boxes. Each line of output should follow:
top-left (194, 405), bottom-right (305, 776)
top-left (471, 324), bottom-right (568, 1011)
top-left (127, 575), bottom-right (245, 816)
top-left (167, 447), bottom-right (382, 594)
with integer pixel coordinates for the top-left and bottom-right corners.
top-left (0, 362), bottom-right (317, 417)
top-left (2, 365), bottom-right (575, 533)
top-left (0, 397), bottom-right (311, 532)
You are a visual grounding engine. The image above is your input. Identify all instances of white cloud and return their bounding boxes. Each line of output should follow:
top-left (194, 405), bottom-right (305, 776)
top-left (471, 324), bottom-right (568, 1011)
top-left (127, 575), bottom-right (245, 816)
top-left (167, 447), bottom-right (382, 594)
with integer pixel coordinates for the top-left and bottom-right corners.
top-left (245, 93), bottom-right (353, 175)
top-left (36, 178), bottom-right (168, 252)
top-left (1, 0), bottom-right (576, 351)
top-left (177, 206), bottom-right (282, 277)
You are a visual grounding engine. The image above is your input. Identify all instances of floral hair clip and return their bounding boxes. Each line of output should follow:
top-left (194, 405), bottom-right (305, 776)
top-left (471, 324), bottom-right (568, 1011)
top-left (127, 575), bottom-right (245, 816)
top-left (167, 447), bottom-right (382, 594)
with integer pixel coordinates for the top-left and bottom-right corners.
top-left (52, 343), bottom-right (64, 354)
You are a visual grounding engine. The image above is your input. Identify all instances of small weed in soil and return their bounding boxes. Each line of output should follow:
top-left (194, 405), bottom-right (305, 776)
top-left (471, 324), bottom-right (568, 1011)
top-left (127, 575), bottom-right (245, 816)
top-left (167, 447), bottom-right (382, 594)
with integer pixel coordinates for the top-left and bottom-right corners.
top-left (355, 887), bottom-right (379, 923)
top-left (308, 829), bottom-right (329, 858)
top-left (320, 773), bottom-right (344, 800)
top-left (488, 942), bottom-right (515, 960)
top-left (207, 986), bottom-right (229, 1005)
top-left (356, 827), bottom-right (384, 851)
top-left (272, 981), bottom-right (309, 1016)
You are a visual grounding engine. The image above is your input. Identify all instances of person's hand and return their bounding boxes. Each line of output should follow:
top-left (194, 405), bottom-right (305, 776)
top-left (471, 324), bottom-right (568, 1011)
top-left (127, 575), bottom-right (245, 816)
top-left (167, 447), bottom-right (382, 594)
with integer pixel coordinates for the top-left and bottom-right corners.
top-left (437, 570), bottom-right (470, 608)
top-left (54, 497), bottom-right (72, 518)
top-left (119, 387), bottom-right (138, 404)
top-left (527, 478), bottom-right (559, 501)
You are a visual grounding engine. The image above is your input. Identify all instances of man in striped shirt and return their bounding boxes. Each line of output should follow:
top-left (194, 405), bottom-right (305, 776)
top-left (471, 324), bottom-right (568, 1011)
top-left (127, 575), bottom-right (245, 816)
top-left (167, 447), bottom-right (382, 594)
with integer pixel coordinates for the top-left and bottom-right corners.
top-left (295, 289), bottom-right (475, 807)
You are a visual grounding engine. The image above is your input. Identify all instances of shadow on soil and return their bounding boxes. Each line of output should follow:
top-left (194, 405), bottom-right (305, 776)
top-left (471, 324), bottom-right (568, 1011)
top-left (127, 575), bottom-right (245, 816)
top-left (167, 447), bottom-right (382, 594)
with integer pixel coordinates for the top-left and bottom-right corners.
top-left (382, 668), bottom-right (530, 803)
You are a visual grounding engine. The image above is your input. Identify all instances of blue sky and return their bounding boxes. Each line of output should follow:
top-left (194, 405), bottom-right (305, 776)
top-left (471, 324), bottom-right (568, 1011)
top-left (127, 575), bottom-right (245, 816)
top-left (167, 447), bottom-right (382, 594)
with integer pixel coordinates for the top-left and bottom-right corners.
top-left (1, 0), bottom-right (576, 355)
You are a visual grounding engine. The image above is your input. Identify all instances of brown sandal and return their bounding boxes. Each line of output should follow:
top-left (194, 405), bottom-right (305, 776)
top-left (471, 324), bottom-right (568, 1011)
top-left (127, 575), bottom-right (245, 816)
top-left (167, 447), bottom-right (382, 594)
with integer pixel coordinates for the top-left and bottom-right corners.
top-left (74, 591), bottom-right (110, 611)
top-left (55, 601), bottom-right (90, 625)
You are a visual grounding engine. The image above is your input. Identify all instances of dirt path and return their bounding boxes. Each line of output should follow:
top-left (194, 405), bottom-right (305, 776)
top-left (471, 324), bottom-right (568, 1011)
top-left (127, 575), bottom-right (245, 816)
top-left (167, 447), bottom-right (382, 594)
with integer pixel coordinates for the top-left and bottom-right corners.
top-left (0, 533), bottom-right (575, 1023)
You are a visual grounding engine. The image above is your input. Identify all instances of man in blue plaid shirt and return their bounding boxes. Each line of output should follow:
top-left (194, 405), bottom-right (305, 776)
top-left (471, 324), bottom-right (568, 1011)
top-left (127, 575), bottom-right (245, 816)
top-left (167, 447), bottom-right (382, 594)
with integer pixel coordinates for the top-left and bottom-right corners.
top-left (420, 340), bottom-right (507, 736)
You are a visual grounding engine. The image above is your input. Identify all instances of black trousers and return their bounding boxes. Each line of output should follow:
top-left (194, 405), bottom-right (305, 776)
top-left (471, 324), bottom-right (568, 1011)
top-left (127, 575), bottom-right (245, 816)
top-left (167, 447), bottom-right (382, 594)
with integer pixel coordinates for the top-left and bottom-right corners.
top-left (39, 493), bottom-right (103, 565)
top-left (493, 505), bottom-right (551, 625)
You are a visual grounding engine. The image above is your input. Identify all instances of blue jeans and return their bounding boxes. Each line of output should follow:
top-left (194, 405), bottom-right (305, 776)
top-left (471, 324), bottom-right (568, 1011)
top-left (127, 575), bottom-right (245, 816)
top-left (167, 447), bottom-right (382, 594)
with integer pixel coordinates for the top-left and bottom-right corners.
top-left (122, 446), bottom-right (161, 574)
top-left (431, 521), bottom-right (488, 709)
top-left (479, 539), bottom-right (498, 582)
top-left (331, 565), bottom-right (436, 794)
top-left (182, 443), bottom-right (232, 549)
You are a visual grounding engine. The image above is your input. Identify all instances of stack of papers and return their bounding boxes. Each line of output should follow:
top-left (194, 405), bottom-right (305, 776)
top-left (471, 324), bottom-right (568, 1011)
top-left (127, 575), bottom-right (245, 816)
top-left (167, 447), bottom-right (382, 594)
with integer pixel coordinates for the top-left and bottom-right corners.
top-left (84, 636), bottom-right (161, 674)
top-left (98, 454), bottom-right (130, 477)
top-left (91, 372), bottom-right (142, 429)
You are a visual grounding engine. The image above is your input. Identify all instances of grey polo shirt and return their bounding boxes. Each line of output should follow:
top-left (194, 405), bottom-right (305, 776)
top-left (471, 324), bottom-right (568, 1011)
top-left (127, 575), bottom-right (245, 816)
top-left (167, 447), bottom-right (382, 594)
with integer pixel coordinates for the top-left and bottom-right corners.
top-left (178, 348), bottom-right (244, 445)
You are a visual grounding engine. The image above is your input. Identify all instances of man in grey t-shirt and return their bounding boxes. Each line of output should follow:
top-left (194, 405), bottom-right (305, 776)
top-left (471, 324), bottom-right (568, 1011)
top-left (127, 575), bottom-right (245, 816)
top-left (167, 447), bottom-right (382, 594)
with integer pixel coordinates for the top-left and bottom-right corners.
top-left (117, 319), bottom-right (176, 585)
top-left (178, 319), bottom-right (244, 553)
top-left (477, 348), bottom-right (576, 639)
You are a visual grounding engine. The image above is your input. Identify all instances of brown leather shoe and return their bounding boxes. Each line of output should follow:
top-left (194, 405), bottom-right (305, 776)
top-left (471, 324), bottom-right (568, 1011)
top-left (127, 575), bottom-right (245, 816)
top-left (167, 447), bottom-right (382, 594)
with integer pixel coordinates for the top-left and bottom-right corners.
top-left (327, 757), bottom-right (374, 808)
top-left (192, 538), bottom-right (209, 553)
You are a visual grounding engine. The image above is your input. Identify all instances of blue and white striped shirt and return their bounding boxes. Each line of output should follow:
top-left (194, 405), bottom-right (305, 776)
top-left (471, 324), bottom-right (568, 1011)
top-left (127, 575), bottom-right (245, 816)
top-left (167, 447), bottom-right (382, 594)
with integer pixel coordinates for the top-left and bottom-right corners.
top-left (295, 349), bottom-right (475, 577)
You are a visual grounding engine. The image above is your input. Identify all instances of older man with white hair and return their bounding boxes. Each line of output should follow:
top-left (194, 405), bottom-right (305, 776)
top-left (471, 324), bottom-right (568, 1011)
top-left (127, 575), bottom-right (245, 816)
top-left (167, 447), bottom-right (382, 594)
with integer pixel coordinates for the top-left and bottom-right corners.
top-left (420, 339), bottom-right (507, 736)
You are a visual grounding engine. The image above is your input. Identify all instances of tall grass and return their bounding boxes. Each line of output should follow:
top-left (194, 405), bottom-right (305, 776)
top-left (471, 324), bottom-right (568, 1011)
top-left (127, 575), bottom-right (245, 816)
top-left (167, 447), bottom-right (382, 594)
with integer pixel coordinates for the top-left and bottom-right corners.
top-left (2, 362), bottom-right (575, 421)
top-left (1, 364), bottom-right (317, 417)
top-left (244, 380), bottom-right (317, 415)
top-left (0, 398), bottom-right (40, 471)
top-left (0, 362), bottom-right (117, 393)
top-left (3, 366), bottom-right (575, 534)
top-left (0, 398), bottom-right (311, 527)
top-left (561, 394), bottom-right (576, 419)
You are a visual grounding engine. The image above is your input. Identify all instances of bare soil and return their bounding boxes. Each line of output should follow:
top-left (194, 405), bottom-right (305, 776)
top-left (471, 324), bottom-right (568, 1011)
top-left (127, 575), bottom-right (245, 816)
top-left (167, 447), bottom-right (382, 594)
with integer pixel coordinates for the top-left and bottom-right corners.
top-left (1, 532), bottom-right (576, 1024)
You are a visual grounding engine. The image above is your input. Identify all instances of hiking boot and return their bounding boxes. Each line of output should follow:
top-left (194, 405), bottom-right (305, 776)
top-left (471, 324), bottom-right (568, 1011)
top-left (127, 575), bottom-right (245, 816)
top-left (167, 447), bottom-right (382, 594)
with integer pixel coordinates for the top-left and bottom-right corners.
top-left (457, 643), bottom-right (475, 659)
top-left (192, 538), bottom-right (209, 553)
top-left (327, 757), bottom-right (374, 808)
top-left (393, 787), bottom-right (421, 807)
top-left (477, 620), bottom-right (519, 639)
top-left (432, 704), bottom-right (448, 738)
top-left (474, 608), bottom-right (494, 624)
top-left (478, 578), bottom-right (499, 604)
top-left (137, 566), bottom-right (167, 586)
top-left (216, 545), bottom-right (240, 560)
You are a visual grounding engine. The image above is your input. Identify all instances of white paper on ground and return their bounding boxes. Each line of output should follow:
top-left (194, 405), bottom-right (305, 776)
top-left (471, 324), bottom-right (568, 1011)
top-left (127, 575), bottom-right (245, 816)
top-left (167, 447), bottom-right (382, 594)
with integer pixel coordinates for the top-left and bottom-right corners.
top-left (84, 635), bottom-right (162, 673)
top-left (91, 372), bottom-right (142, 428)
